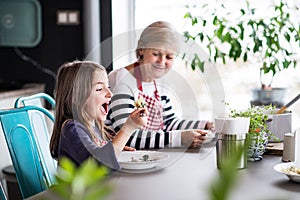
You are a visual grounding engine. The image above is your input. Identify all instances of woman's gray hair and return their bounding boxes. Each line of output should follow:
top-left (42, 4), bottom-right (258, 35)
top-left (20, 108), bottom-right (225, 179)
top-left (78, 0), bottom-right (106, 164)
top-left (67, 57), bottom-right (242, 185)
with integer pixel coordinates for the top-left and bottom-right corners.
top-left (136, 21), bottom-right (181, 59)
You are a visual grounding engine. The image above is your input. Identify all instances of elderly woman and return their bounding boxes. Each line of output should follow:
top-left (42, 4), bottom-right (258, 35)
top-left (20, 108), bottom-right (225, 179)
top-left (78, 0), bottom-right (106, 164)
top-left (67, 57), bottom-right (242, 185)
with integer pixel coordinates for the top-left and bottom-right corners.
top-left (106, 21), bottom-right (214, 150)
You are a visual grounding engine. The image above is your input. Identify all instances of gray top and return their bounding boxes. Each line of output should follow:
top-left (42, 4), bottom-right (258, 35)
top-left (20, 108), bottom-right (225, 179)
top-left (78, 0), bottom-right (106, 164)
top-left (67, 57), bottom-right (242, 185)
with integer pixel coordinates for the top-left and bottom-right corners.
top-left (58, 120), bottom-right (120, 170)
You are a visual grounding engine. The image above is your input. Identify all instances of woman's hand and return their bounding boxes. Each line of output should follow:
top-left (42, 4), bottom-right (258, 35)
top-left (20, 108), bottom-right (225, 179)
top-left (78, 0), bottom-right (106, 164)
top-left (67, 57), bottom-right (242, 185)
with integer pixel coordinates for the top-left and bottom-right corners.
top-left (205, 121), bottom-right (215, 131)
top-left (123, 146), bottom-right (136, 151)
top-left (181, 129), bottom-right (208, 148)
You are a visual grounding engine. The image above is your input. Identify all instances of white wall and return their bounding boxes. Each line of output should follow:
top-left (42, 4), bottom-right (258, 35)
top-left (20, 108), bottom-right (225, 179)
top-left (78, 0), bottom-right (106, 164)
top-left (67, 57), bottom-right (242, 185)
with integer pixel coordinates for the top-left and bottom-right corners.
top-left (111, 0), bottom-right (136, 68)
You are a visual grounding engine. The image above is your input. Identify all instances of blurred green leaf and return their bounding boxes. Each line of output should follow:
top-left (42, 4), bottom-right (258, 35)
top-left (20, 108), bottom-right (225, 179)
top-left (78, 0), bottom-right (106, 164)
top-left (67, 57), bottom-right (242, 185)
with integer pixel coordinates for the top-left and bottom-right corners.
top-left (240, 9), bottom-right (245, 15)
top-left (209, 142), bottom-right (246, 200)
top-left (282, 60), bottom-right (291, 69)
top-left (52, 157), bottom-right (111, 200)
top-left (183, 12), bottom-right (191, 19)
top-left (191, 54), bottom-right (205, 72)
top-left (243, 52), bottom-right (248, 62)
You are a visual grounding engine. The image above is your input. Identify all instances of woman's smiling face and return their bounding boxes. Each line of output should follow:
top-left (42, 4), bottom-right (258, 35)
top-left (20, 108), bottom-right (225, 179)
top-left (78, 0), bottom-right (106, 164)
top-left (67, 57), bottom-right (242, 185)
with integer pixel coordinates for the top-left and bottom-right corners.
top-left (139, 48), bottom-right (175, 81)
top-left (85, 70), bottom-right (113, 122)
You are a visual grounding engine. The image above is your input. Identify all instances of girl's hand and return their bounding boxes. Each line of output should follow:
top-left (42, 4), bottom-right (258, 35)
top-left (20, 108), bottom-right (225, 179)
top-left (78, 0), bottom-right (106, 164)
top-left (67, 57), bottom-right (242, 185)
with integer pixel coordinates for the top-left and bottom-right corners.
top-left (129, 108), bottom-right (149, 128)
top-left (121, 108), bottom-right (149, 135)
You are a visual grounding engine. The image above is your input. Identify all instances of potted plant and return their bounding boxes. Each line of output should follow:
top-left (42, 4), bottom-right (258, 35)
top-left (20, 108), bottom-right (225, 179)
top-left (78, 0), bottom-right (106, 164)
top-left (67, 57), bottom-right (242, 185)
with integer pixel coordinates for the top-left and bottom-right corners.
top-left (183, 0), bottom-right (300, 107)
top-left (228, 104), bottom-right (277, 161)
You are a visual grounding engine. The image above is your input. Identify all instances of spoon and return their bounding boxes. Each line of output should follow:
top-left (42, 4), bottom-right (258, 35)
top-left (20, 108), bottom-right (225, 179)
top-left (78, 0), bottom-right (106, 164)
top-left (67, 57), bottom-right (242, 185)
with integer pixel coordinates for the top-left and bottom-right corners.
top-left (276, 93), bottom-right (300, 114)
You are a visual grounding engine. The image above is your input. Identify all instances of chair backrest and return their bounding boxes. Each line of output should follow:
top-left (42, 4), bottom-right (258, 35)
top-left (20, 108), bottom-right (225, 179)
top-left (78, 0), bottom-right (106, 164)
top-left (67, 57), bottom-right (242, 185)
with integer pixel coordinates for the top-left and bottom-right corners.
top-left (14, 93), bottom-right (57, 187)
top-left (0, 181), bottom-right (7, 200)
top-left (0, 106), bottom-right (55, 199)
top-left (14, 92), bottom-right (55, 108)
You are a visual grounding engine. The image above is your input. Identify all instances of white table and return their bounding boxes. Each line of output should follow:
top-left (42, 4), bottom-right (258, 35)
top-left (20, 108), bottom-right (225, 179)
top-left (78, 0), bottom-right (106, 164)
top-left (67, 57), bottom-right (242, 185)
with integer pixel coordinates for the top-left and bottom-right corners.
top-left (27, 148), bottom-right (300, 200)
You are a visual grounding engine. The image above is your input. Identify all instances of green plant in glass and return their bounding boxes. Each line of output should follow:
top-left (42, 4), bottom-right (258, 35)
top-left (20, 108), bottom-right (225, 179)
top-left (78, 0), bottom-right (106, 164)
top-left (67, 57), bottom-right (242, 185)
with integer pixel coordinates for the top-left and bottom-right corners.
top-left (229, 105), bottom-right (278, 161)
top-left (183, 0), bottom-right (300, 88)
top-left (51, 158), bottom-right (112, 200)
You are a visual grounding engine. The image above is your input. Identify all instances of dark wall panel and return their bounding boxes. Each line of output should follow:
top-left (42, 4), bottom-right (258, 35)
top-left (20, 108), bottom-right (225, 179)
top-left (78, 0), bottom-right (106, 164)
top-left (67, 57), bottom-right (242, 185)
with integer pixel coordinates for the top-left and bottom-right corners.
top-left (100, 0), bottom-right (113, 72)
top-left (0, 0), bottom-right (84, 96)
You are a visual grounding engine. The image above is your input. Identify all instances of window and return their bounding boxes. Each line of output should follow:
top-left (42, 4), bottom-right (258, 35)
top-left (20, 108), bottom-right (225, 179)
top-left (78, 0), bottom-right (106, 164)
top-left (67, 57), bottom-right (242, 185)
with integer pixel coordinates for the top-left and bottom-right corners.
top-left (112, 0), bottom-right (300, 122)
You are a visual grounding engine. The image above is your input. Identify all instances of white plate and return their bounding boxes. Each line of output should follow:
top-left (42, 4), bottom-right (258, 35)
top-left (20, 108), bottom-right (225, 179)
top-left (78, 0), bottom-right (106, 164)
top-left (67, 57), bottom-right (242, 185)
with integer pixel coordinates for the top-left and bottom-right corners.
top-left (118, 151), bottom-right (169, 170)
top-left (273, 162), bottom-right (300, 183)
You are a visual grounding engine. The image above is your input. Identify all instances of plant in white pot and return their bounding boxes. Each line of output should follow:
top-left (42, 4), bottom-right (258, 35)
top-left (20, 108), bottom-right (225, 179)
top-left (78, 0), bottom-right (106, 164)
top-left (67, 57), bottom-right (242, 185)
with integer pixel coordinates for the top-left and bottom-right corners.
top-left (183, 0), bottom-right (300, 107)
top-left (229, 105), bottom-right (277, 161)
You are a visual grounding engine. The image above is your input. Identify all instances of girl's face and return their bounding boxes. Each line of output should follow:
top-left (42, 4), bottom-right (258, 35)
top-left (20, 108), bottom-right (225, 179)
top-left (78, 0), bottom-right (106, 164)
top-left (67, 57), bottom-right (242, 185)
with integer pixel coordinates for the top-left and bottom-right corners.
top-left (86, 71), bottom-right (113, 122)
top-left (139, 48), bottom-right (175, 81)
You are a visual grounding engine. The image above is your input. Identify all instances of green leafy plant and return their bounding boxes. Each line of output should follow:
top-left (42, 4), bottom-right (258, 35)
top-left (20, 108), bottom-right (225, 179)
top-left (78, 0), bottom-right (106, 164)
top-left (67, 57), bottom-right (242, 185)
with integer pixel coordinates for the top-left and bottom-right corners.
top-left (184, 0), bottom-right (300, 87)
top-left (229, 104), bottom-right (277, 141)
top-left (228, 105), bottom-right (279, 162)
top-left (52, 158), bottom-right (112, 200)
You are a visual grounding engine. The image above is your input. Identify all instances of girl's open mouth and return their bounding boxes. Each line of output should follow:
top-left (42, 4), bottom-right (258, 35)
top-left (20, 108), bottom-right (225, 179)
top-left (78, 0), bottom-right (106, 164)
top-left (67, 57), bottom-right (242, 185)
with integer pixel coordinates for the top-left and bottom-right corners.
top-left (101, 102), bottom-right (109, 115)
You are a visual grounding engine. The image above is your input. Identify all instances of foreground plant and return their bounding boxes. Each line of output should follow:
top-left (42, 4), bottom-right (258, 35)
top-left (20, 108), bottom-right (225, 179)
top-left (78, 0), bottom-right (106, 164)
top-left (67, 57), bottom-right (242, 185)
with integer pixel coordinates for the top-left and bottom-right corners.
top-left (52, 158), bottom-right (112, 200)
top-left (209, 143), bottom-right (246, 200)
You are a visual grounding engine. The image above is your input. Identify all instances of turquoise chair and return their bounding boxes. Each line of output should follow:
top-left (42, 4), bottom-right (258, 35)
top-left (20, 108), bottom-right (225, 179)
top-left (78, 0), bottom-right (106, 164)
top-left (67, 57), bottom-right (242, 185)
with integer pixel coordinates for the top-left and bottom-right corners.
top-left (0, 106), bottom-right (55, 199)
top-left (14, 93), bottom-right (57, 187)
top-left (0, 181), bottom-right (7, 200)
top-left (14, 92), bottom-right (55, 108)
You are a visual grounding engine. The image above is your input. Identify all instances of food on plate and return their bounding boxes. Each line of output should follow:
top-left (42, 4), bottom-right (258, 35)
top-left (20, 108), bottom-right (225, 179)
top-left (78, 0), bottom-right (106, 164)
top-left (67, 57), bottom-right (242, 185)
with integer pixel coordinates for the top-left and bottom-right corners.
top-left (129, 154), bottom-right (157, 163)
top-left (118, 151), bottom-right (169, 170)
top-left (282, 165), bottom-right (300, 175)
top-left (142, 154), bottom-right (149, 161)
top-left (134, 97), bottom-right (147, 108)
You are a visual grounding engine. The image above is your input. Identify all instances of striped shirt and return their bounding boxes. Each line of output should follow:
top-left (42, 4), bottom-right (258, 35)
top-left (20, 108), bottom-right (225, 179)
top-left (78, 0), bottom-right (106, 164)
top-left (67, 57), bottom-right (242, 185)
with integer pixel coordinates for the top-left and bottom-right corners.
top-left (106, 67), bottom-right (207, 149)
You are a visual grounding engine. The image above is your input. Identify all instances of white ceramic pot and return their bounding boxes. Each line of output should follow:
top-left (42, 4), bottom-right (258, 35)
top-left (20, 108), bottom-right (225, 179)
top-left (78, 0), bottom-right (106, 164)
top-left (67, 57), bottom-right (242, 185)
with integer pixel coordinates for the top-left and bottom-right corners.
top-left (264, 109), bottom-right (292, 141)
top-left (215, 117), bottom-right (250, 169)
top-left (215, 117), bottom-right (250, 135)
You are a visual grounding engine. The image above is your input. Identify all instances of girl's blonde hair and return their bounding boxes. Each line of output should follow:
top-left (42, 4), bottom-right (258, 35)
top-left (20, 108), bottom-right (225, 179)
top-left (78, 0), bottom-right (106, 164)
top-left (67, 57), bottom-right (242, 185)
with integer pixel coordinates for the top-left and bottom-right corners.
top-left (50, 60), bottom-right (114, 159)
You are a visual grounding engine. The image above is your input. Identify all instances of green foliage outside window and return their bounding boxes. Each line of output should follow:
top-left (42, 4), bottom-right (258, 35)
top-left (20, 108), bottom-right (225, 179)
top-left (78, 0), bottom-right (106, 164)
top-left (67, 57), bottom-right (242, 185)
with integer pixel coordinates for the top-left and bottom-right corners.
top-left (184, 0), bottom-right (300, 87)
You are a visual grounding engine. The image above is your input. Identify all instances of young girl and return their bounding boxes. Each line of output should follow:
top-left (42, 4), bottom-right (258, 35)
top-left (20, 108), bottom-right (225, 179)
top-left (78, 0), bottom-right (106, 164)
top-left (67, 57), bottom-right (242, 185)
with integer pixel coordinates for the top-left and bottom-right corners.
top-left (50, 60), bottom-right (148, 169)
